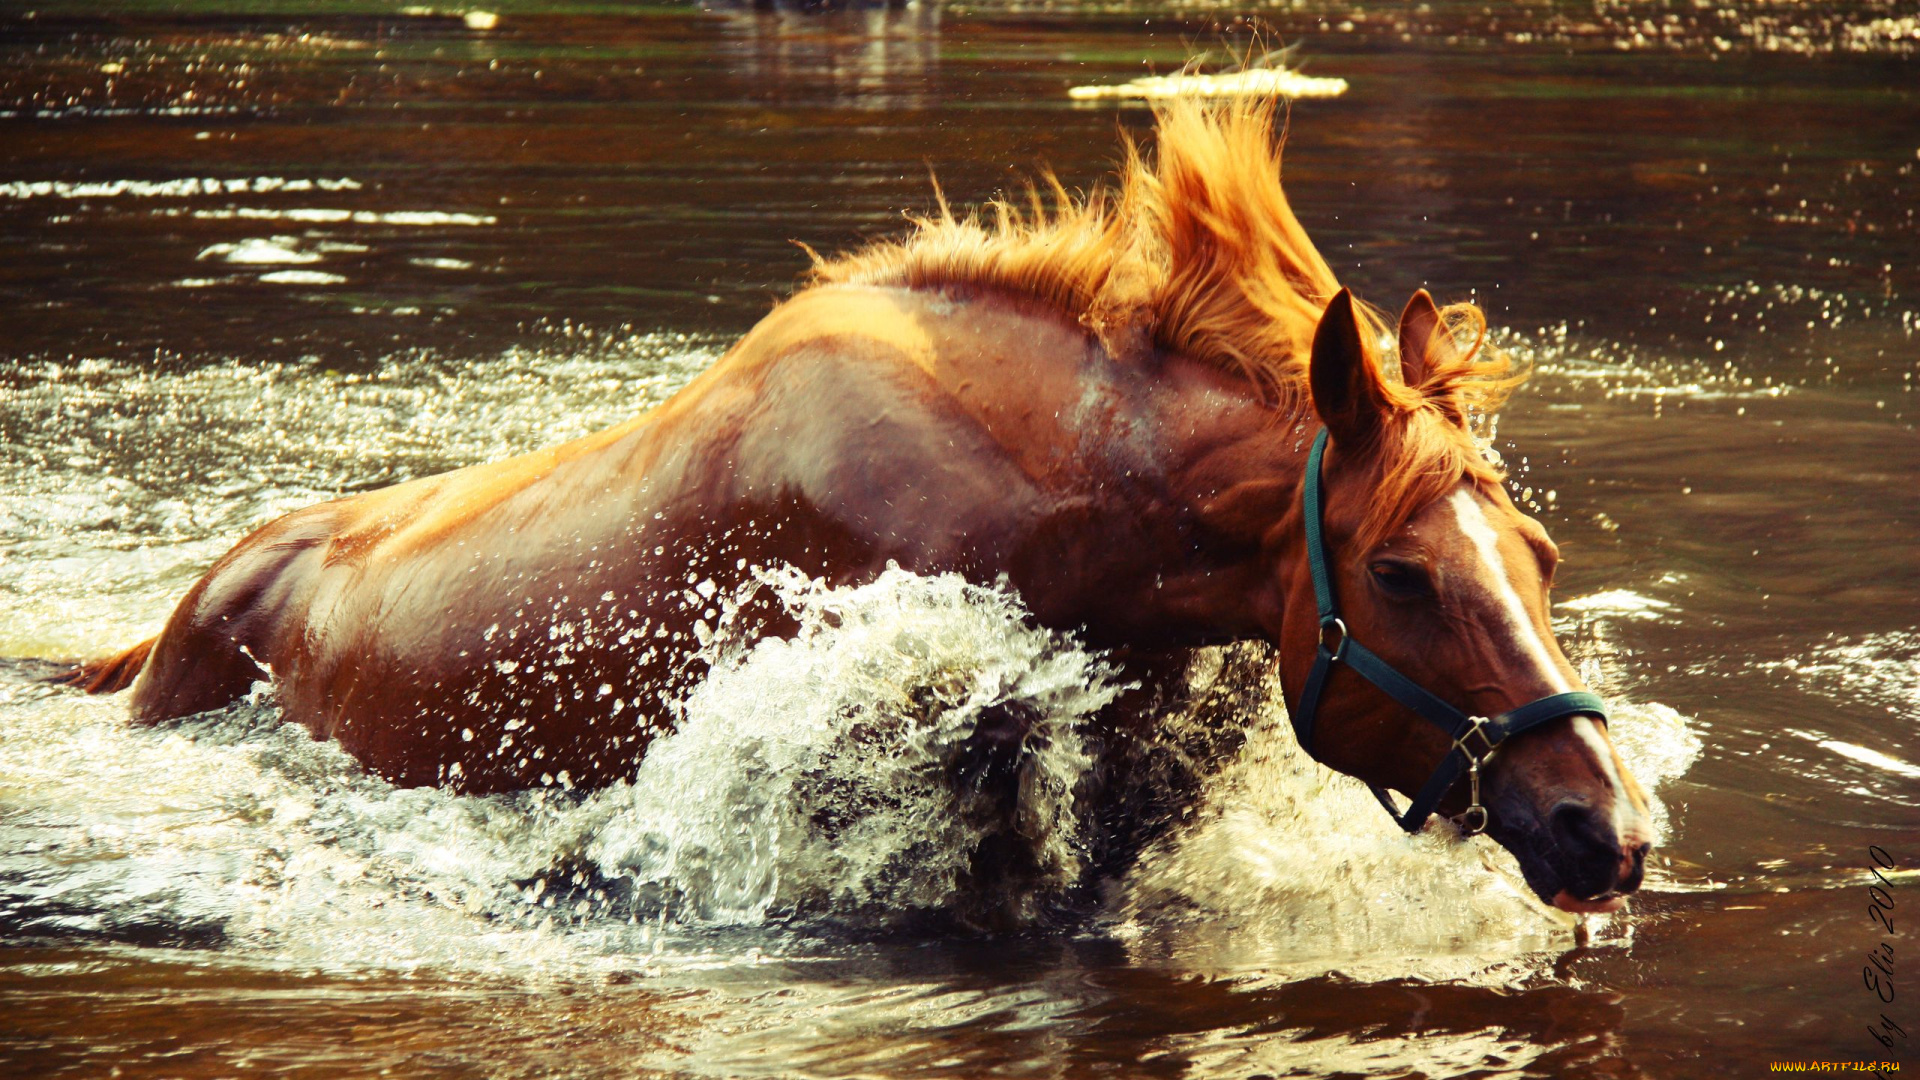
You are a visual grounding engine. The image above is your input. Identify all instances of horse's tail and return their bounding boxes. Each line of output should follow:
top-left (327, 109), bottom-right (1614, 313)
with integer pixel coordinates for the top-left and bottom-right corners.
top-left (46, 637), bottom-right (156, 695)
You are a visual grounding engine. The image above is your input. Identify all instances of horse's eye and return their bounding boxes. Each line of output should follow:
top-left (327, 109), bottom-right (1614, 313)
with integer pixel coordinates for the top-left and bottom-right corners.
top-left (1369, 559), bottom-right (1433, 598)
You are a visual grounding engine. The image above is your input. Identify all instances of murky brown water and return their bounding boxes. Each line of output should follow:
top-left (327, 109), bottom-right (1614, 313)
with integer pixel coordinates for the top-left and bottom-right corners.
top-left (2, 3), bottom-right (1916, 1077)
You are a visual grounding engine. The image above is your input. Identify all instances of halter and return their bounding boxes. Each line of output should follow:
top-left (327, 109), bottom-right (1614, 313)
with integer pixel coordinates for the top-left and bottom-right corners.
top-left (1289, 428), bottom-right (1608, 835)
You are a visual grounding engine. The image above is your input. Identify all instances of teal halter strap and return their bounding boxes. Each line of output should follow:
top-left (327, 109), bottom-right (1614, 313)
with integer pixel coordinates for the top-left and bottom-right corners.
top-left (1290, 427), bottom-right (1609, 834)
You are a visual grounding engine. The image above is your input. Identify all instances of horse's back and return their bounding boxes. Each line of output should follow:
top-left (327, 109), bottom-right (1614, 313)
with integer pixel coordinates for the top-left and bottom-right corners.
top-left (102, 282), bottom-right (1174, 790)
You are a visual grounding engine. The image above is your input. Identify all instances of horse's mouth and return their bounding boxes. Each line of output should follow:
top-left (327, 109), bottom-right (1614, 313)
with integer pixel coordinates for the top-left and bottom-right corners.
top-left (1551, 889), bottom-right (1627, 914)
top-left (1524, 856), bottom-right (1635, 915)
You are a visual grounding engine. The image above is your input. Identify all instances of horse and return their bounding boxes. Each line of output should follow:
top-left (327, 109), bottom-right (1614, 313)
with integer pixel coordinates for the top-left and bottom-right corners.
top-left (56, 97), bottom-right (1653, 915)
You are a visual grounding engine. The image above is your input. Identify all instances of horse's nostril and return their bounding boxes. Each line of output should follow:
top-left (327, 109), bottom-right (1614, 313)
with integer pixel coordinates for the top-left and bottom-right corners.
top-left (1549, 800), bottom-right (1617, 856)
top-left (1549, 800), bottom-right (1626, 896)
top-left (1619, 839), bottom-right (1649, 893)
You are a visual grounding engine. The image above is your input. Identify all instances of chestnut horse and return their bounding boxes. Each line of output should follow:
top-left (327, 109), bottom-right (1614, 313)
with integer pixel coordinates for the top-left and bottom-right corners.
top-left (60, 99), bottom-right (1652, 914)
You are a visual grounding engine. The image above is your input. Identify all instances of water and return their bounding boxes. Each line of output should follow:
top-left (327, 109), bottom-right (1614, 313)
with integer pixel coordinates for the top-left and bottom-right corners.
top-left (2, 2), bottom-right (1915, 1076)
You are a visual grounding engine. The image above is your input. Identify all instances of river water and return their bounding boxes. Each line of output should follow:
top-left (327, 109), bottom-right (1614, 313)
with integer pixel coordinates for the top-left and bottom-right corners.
top-left (1, 2), bottom-right (1915, 1076)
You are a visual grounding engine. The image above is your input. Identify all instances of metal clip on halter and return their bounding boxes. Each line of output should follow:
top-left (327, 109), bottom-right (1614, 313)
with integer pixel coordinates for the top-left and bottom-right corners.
top-left (1450, 717), bottom-right (1494, 836)
top-left (1287, 427), bottom-right (1610, 835)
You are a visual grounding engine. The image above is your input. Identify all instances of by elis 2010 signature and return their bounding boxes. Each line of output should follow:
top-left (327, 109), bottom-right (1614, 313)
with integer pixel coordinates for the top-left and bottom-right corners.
top-left (1864, 845), bottom-right (1906, 1077)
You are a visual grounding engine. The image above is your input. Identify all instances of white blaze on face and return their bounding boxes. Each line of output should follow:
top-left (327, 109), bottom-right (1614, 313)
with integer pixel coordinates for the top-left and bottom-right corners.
top-left (1568, 713), bottom-right (1638, 836)
top-left (1447, 486), bottom-right (1637, 836)
top-left (1446, 487), bottom-right (1569, 694)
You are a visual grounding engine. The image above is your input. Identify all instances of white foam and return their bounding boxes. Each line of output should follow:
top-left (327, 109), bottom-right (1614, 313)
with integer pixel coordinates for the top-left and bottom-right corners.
top-left (0, 565), bottom-right (1117, 969)
top-left (1816, 739), bottom-right (1920, 780)
top-left (197, 237), bottom-right (319, 264)
top-left (1069, 67), bottom-right (1348, 101)
top-left (259, 270), bottom-right (347, 285)
top-left (191, 209), bottom-right (496, 226)
top-left (1558, 589), bottom-right (1676, 620)
top-left (0, 177), bottom-right (361, 200)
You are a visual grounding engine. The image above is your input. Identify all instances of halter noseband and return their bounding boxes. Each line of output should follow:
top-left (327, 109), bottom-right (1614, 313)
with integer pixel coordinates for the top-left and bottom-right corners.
top-left (1289, 428), bottom-right (1608, 835)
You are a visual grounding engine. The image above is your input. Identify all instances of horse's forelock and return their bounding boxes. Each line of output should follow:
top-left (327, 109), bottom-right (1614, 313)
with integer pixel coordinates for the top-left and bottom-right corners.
top-left (1348, 396), bottom-right (1510, 557)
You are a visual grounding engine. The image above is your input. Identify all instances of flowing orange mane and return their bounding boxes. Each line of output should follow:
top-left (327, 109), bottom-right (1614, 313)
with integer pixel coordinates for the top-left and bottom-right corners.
top-left (811, 95), bottom-right (1524, 548)
top-left (813, 96), bottom-right (1352, 409)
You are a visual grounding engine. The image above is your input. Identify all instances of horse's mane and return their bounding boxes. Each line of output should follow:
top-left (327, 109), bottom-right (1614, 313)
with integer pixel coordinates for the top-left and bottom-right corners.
top-left (811, 95), bottom-right (1523, 549)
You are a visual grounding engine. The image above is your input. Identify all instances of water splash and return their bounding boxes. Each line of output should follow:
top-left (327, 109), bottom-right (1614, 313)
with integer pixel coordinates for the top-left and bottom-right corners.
top-left (0, 565), bottom-right (1122, 967)
top-left (585, 566), bottom-right (1117, 929)
top-left (0, 560), bottom-right (1703, 980)
top-left (1108, 650), bottom-right (1702, 982)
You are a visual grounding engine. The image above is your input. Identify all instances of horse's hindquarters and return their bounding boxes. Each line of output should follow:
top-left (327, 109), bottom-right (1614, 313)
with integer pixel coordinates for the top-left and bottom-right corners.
top-left (128, 504), bottom-right (342, 728)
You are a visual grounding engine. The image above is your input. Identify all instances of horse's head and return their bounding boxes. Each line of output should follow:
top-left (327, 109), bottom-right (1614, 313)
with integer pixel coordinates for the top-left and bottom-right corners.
top-left (1269, 288), bottom-right (1653, 914)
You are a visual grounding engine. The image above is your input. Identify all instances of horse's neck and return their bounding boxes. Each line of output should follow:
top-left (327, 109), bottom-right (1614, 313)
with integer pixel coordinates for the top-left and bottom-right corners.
top-left (1136, 353), bottom-right (1313, 516)
top-left (1038, 347), bottom-right (1309, 647)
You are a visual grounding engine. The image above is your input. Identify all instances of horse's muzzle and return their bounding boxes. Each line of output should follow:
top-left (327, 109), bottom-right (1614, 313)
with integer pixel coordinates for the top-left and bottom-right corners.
top-left (1541, 798), bottom-right (1651, 913)
top-left (1487, 772), bottom-right (1654, 914)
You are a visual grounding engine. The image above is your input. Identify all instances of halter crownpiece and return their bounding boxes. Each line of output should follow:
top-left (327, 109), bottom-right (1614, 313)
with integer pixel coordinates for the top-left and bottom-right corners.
top-left (1289, 427), bottom-right (1609, 835)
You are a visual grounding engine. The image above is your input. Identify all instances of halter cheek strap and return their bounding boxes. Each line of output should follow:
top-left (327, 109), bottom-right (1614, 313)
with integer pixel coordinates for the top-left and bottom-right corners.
top-left (1290, 427), bottom-right (1609, 835)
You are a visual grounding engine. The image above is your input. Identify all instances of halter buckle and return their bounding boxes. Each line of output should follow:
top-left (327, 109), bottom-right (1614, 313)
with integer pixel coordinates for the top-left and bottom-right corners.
top-left (1318, 616), bottom-right (1348, 660)
top-left (1451, 716), bottom-right (1495, 837)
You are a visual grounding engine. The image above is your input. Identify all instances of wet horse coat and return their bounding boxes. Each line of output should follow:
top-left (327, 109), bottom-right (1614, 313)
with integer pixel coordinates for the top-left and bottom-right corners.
top-left (118, 285), bottom-right (1278, 792)
top-left (65, 99), bottom-right (1654, 911)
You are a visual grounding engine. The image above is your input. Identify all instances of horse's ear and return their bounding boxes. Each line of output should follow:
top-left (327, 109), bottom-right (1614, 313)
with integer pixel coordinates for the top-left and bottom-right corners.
top-left (1309, 288), bottom-right (1389, 445)
top-left (1397, 289), bottom-right (1443, 389)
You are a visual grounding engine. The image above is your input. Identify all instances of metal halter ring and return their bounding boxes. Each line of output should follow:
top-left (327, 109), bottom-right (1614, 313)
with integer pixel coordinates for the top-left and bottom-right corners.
top-left (1451, 717), bottom-right (1495, 837)
top-left (1318, 616), bottom-right (1349, 659)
